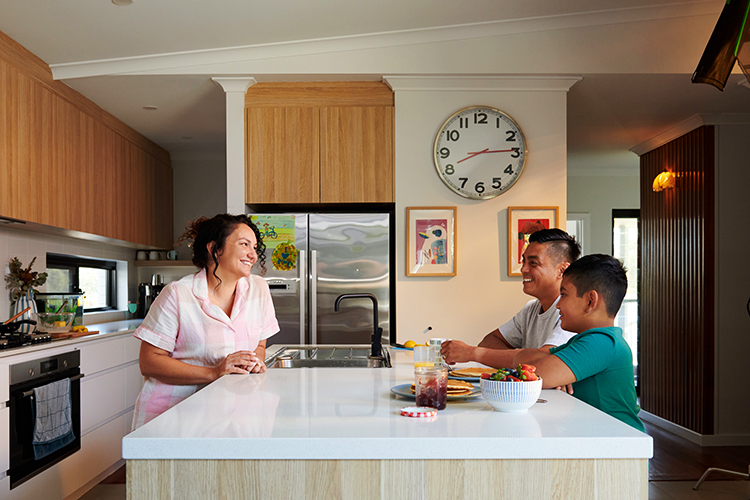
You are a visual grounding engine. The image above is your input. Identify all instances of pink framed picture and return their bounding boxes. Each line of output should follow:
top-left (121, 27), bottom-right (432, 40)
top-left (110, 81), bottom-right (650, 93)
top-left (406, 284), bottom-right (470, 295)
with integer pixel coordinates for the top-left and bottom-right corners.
top-left (406, 207), bottom-right (457, 277)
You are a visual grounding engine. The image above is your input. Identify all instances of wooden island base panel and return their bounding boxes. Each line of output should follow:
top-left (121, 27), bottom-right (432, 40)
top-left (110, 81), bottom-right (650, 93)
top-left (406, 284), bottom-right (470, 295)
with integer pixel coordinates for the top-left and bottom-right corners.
top-left (128, 458), bottom-right (647, 500)
top-left (123, 345), bottom-right (652, 500)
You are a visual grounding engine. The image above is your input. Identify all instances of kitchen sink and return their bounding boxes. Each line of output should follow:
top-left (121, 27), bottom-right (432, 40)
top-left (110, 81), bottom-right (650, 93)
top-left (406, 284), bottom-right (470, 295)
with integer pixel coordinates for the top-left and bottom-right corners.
top-left (266, 345), bottom-right (391, 369)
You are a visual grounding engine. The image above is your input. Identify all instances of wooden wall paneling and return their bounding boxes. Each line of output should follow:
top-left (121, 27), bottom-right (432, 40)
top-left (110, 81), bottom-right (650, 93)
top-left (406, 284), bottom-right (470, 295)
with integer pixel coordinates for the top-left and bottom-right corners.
top-left (639, 126), bottom-right (714, 434)
top-left (246, 107), bottom-right (320, 204)
top-left (319, 107), bottom-right (394, 203)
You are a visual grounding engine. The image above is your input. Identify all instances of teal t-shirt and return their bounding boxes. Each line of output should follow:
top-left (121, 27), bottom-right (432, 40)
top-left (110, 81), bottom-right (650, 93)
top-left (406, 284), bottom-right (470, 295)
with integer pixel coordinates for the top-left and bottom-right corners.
top-left (550, 327), bottom-right (645, 433)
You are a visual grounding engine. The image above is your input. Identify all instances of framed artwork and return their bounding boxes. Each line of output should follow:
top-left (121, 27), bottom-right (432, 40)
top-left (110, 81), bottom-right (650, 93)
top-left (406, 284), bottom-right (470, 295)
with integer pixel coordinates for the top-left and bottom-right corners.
top-left (406, 207), bottom-right (457, 277)
top-left (507, 206), bottom-right (559, 277)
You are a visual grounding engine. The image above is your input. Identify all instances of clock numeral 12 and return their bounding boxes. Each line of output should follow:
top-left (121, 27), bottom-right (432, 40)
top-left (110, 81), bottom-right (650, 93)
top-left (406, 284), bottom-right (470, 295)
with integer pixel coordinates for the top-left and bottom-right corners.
top-left (474, 113), bottom-right (487, 125)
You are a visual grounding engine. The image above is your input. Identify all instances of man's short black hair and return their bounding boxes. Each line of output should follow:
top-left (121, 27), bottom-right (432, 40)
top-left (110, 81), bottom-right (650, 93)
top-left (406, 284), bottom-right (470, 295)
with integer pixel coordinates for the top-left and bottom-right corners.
top-left (528, 228), bottom-right (581, 265)
top-left (563, 254), bottom-right (627, 318)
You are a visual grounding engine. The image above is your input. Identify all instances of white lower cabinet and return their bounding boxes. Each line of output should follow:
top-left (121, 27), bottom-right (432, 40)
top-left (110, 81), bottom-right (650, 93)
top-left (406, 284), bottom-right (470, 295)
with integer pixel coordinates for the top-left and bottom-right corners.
top-left (0, 332), bottom-right (144, 500)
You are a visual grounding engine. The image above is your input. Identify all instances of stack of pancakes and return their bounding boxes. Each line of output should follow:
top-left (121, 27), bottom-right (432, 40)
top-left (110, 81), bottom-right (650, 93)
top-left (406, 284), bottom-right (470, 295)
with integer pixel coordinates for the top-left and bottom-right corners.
top-left (449, 367), bottom-right (496, 379)
top-left (410, 379), bottom-right (475, 396)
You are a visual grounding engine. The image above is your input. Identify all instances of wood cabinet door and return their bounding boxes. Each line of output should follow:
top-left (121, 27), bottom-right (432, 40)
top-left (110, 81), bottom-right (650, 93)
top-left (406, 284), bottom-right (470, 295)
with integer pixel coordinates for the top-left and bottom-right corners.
top-left (246, 107), bottom-right (320, 204)
top-left (319, 107), bottom-right (394, 203)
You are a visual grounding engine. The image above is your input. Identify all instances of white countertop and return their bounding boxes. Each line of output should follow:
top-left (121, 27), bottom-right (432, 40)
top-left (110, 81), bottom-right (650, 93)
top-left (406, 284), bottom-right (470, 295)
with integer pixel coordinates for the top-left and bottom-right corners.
top-left (0, 319), bottom-right (142, 360)
top-left (122, 346), bottom-right (653, 461)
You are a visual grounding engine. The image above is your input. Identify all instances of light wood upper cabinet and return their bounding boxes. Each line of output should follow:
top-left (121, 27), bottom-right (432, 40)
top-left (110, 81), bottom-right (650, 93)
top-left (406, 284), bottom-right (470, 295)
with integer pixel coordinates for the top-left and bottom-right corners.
top-left (0, 31), bottom-right (173, 248)
top-left (245, 82), bottom-right (394, 204)
top-left (246, 107), bottom-right (320, 204)
top-left (320, 106), bottom-right (394, 203)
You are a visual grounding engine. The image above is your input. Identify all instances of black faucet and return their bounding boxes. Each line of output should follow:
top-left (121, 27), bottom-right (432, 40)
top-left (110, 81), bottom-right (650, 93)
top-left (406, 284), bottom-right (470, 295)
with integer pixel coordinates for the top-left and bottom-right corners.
top-left (334, 293), bottom-right (382, 358)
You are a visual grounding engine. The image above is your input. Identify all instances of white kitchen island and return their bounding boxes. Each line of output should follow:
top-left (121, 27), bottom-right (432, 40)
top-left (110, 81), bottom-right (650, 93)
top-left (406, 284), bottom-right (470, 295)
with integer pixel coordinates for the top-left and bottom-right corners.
top-left (123, 346), bottom-right (652, 500)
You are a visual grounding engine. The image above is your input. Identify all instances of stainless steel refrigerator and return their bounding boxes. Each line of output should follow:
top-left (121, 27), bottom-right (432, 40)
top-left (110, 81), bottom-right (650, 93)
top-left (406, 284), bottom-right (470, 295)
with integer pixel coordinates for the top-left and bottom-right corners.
top-left (249, 212), bottom-right (392, 347)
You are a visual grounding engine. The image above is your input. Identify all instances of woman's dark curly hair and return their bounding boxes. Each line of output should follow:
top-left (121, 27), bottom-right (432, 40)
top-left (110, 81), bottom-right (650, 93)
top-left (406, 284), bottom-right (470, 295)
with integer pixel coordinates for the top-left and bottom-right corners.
top-left (177, 214), bottom-right (267, 288)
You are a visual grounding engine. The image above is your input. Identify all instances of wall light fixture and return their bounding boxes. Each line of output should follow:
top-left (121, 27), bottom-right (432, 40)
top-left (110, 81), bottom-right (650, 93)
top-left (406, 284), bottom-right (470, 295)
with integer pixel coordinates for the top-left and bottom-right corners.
top-left (652, 171), bottom-right (676, 192)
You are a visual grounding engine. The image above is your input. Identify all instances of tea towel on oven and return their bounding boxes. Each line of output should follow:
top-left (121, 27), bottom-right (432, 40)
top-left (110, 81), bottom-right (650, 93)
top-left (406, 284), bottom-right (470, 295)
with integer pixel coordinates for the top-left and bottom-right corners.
top-left (32, 378), bottom-right (75, 460)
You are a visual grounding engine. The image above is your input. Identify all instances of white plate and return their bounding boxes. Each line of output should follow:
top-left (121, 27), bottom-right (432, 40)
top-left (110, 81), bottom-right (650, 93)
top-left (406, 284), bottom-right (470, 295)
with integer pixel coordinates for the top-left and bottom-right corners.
top-left (390, 383), bottom-right (482, 401)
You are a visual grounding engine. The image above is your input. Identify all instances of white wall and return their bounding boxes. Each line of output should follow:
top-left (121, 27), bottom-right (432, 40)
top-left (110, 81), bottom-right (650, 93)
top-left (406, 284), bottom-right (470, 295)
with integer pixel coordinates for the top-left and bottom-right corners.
top-left (567, 173), bottom-right (640, 255)
top-left (171, 152), bottom-right (228, 260)
top-left (715, 124), bottom-right (750, 437)
top-left (391, 78), bottom-right (569, 347)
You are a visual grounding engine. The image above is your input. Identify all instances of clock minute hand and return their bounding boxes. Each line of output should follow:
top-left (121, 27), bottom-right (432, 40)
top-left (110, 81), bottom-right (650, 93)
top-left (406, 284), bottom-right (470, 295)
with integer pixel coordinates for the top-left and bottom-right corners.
top-left (457, 148), bottom-right (489, 164)
top-left (457, 148), bottom-right (515, 163)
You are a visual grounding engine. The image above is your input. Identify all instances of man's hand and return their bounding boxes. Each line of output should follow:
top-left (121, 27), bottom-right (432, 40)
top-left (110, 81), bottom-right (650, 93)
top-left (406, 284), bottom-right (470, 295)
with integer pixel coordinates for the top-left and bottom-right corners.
top-left (440, 340), bottom-right (476, 364)
top-left (556, 384), bottom-right (574, 394)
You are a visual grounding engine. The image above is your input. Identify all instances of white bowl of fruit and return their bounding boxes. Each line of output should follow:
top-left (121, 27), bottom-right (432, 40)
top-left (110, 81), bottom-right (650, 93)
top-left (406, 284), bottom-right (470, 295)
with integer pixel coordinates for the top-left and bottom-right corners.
top-left (480, 364), bottom-right (542, 413)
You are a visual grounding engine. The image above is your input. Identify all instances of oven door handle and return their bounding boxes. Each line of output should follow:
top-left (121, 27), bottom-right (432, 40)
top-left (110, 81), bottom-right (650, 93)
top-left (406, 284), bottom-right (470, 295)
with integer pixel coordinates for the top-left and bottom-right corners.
top-left (20, 373), bottom-right (85, 398)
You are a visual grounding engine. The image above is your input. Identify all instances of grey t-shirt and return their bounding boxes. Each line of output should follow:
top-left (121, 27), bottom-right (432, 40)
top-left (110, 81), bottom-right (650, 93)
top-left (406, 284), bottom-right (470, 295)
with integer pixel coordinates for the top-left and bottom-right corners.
top-left (498, 297), bottom-right (575, 349)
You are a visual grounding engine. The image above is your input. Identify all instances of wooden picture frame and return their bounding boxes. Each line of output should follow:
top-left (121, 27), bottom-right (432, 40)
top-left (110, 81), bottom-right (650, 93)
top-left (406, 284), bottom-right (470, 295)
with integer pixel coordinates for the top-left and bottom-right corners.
top-left (406, 207), bottom-right (457, 277)
top-left (507, 206), bottom-right (559, 277)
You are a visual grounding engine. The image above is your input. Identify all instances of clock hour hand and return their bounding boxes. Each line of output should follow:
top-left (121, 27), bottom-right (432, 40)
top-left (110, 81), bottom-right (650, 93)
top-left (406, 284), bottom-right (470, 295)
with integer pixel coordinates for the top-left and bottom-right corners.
top-left (457, 148), bottom-right (515, 163)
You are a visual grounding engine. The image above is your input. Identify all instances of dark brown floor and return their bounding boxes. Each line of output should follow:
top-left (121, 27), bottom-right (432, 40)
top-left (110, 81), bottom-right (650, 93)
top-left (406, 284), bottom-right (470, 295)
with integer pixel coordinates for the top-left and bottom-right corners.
top-left (645, 421), bottom-right (750, 481)
top-left (99, 465), bottom-right (126, 485)
top-left (100, 424), bottom-right (750, 486)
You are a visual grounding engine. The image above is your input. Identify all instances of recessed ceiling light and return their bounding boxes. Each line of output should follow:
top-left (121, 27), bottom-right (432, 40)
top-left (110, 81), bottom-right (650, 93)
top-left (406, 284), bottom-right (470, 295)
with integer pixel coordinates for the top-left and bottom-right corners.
top-left (112, 0), bottom-right (133, 6)
top-left (143, 105), bottom-right (158, 111)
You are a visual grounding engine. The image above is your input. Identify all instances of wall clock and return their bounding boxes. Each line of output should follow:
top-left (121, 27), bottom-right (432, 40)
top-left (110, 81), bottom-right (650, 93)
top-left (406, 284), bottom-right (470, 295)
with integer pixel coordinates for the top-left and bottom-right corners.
top-left (433, 106), bottom-right (527, 200)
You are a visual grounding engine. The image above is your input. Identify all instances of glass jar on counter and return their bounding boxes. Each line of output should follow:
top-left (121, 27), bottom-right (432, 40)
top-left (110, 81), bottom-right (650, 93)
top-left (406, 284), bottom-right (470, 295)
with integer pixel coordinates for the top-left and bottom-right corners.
top-left (414, 365), bottom-right (448, 410)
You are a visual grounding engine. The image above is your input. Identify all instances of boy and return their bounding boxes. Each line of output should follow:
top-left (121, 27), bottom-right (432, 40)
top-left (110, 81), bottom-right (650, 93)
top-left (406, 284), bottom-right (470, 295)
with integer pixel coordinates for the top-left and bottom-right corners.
top-left (513, 254), bottom-right (644, 432)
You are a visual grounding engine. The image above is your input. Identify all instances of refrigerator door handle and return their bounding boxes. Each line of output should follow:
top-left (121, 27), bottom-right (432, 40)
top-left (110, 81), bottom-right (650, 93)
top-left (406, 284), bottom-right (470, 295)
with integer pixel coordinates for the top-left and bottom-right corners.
top-left (298, 250), bottom-right (306, 345)
top-left (310, 250), bottom-right (318, 345)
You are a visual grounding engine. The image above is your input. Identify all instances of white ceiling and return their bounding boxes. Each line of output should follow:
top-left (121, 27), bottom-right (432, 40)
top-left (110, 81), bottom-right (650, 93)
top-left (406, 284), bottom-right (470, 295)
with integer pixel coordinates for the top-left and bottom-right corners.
top-left (1, 0), bottom-right (748, 169)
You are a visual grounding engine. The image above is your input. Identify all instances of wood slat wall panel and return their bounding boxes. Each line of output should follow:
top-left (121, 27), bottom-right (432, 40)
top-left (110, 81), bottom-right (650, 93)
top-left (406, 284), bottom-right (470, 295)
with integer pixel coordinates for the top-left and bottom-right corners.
top-left (0, 32), bottom-right (174, 248)
top-left (639, 126), bottom-right (715, 434)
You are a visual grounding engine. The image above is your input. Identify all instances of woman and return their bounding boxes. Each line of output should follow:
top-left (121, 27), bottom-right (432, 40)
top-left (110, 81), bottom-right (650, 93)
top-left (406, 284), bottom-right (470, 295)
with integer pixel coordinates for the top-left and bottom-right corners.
top-left (132, 214), bottom-right (279, 428)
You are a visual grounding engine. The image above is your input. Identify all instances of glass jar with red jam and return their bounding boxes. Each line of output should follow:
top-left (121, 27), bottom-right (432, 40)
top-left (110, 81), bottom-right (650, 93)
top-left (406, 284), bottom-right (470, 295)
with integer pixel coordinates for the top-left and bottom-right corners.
top-left (415, 366), bottom-right (448, 410)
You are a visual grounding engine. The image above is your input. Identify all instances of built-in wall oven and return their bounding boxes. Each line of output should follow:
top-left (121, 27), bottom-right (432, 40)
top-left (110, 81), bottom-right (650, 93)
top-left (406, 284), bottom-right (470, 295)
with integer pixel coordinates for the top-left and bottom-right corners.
top-left (8, 351), bottom-right (83, 489)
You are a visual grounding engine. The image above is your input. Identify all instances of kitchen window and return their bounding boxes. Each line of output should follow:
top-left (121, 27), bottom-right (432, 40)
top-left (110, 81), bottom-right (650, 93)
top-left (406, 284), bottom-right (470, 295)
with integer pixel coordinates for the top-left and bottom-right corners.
top-left (46, 254), bottom-right (117, 311)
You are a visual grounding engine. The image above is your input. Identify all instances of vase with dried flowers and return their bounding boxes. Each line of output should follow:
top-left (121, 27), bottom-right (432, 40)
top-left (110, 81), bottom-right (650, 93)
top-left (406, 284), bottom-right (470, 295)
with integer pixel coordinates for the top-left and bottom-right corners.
top-left (5, 257), bottom-right (47, 333)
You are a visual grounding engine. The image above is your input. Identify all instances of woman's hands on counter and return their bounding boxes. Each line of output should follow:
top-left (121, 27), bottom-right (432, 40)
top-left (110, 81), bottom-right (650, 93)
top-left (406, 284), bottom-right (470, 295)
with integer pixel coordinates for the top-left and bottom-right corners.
top-left (213, 350), bottom-right (266, 378)
top-left (139, 339), bottom-right (268, 385)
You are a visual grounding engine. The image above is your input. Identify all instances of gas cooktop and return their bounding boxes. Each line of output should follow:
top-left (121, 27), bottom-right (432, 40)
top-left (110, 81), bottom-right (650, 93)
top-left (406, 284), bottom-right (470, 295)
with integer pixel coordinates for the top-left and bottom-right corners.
top-left (0, 332), bottom-right (54, 351)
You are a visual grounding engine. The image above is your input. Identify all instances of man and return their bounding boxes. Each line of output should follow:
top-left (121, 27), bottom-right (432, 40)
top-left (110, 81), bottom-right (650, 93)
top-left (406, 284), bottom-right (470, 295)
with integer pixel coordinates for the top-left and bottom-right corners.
top-left (440, 228), bottom-right (581, 369)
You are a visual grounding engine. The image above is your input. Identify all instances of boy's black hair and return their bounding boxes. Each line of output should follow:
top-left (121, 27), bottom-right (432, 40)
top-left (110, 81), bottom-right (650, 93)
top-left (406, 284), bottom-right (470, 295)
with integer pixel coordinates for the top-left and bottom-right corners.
top-left (563, 254), bottom-right (627, 318)
top-left (528, 228), bottom-right (581, 265)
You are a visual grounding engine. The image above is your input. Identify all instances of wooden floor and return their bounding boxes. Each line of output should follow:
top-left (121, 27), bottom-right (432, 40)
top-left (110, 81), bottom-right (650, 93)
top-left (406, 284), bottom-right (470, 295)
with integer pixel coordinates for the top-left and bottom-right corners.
top-left (645, 421), bottom-right (750, 481)
top-left (101, 422), bottom-right (750, 486)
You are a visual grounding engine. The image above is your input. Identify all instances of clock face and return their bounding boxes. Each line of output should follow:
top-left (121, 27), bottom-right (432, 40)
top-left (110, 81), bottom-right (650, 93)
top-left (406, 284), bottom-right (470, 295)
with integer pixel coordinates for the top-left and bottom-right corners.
top-left (433, 106), bottom-right (527, 200)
